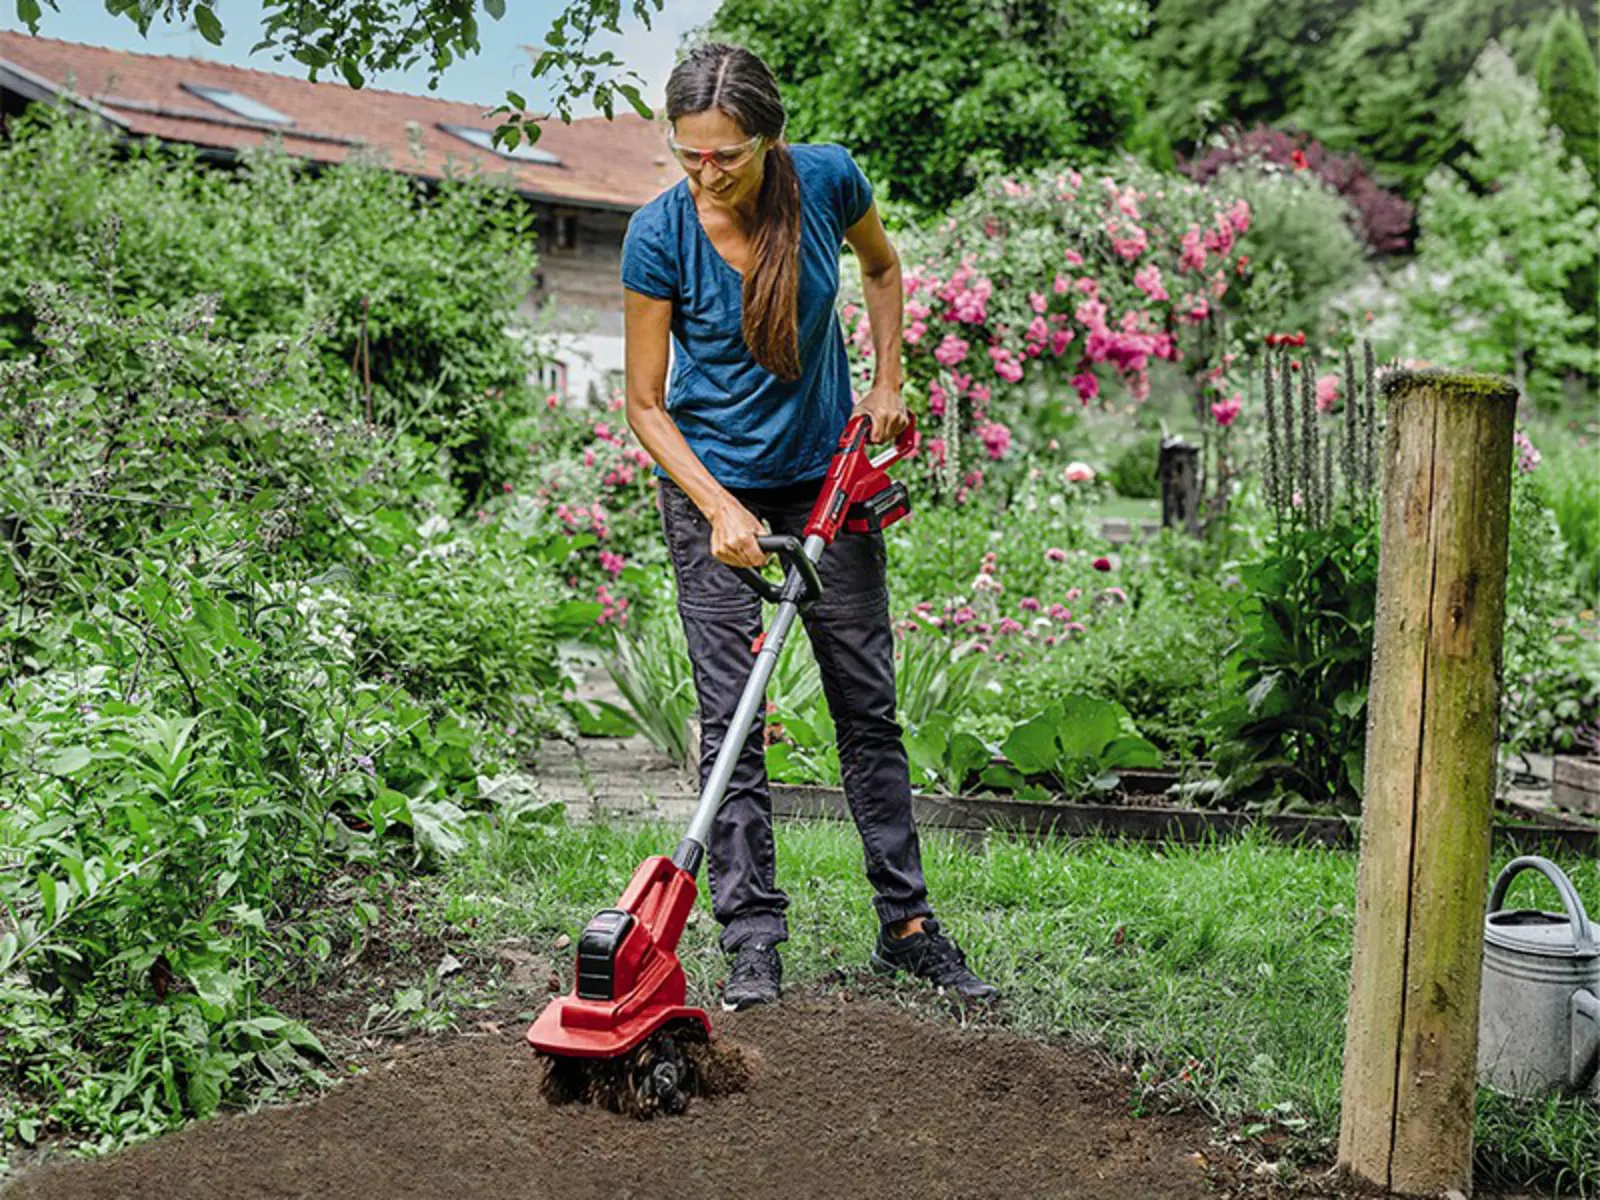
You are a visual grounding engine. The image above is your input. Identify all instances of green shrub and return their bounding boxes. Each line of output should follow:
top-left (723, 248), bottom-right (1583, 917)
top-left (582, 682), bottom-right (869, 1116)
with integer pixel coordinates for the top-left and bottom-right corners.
top-left (352, 520), bottom-right (563, 733)
top-left (0, 108), bottom-right (545, 500)
top-left (1107, 433), bottom-right (1162, 499)
top-left (1213, 162), bottom-right (1370, 342)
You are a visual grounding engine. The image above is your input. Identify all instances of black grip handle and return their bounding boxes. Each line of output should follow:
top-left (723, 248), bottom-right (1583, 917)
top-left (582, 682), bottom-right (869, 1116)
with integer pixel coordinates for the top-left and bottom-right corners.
top-left (732, 535), bottom-right (824, 607)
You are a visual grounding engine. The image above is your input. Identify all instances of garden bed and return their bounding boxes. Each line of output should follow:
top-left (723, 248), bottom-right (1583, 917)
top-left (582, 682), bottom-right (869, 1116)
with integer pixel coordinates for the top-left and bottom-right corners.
top-left (4, 994), bottom-right (1295, 1200)
top-left (770, 783), bottom-right (1600, 856)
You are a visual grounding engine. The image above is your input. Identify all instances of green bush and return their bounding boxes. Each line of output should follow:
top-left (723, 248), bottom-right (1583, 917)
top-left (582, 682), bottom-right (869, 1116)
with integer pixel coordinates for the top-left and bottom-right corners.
top-left (352, 521), bottom-right (563, 733)
top-left (0, 108), bottom-right (545, 500)
top-left (1213, 163), bottom-right (1370, 341)
top-left (0, 125), bottom-right (570, 1152)
top-left (1107, 433), bottom-right (1162, 499)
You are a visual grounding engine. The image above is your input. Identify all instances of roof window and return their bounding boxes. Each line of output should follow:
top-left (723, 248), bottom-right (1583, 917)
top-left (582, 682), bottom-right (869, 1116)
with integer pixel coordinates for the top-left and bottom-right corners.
top-left (439, 122), bottom-right (563, 166)
top-left (181, 83), bottom-right (294, 126)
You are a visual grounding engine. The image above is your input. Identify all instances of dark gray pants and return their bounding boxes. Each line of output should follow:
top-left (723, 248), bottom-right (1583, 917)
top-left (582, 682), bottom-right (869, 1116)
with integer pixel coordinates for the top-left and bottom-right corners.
top-left (658, 476), bottom-right (932, 952)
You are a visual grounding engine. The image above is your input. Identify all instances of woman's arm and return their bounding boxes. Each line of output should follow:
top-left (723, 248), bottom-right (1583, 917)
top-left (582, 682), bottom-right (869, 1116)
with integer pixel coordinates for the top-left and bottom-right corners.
top-left (844, 204), bottom-right (909, 444)
top-left (623, 288), bottom-right (767, 568)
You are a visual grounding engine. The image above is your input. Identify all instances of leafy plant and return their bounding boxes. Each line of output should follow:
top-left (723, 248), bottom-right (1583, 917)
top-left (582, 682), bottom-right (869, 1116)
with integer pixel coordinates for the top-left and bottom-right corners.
top-left (903, 710), bottom-right (993, 795)
top-left (606, 607), bottom-right (696, 768)
top-left (993, 694), bottom-right (1162, 797)
top-left (1207, 347), bottom-right (1381, 812)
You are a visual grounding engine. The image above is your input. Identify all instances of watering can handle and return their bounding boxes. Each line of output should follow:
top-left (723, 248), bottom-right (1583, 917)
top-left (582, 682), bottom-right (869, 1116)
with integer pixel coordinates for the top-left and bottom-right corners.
top-left (1488, 856), bottom-right (1597, 955)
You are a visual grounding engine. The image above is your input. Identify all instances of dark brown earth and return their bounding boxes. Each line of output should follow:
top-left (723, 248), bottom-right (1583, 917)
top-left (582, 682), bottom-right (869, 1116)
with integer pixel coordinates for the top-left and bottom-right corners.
top-left (4, 993), bottom-right (1320, 1200)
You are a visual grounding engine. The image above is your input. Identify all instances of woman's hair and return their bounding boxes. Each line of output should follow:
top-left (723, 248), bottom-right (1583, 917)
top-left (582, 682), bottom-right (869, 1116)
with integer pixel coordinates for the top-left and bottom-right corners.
top-left (666, 43), bottom-right (802, 381)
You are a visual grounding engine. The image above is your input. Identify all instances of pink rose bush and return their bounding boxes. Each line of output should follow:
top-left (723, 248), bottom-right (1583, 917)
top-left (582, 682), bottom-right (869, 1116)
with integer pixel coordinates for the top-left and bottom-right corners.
top-left (839, 159), bottom-right (1269, 496)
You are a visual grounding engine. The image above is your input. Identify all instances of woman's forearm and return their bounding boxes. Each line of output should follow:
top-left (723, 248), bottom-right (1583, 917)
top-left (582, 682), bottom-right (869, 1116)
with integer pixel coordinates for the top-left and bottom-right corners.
top-left (626, 395), bottom-right (741, 521)
top-left (861, 250), bottom-right (904, 393)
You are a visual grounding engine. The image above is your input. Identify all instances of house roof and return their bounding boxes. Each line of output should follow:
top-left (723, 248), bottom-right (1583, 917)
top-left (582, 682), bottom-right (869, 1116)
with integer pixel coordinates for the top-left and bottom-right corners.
top-left (0, 31), bottom-right (679, 211)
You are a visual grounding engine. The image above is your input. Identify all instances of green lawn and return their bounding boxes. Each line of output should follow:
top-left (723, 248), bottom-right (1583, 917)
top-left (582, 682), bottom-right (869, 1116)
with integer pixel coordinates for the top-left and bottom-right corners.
top-left (1092, 496), bottom-right (1163, 522)
top-left (437, 818), bottom-right (1600, 1196)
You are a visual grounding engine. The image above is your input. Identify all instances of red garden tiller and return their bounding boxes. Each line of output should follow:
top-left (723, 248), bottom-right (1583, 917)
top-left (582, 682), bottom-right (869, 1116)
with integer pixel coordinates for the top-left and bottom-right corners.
top-left (527, 412), bottom-right (917, 1116)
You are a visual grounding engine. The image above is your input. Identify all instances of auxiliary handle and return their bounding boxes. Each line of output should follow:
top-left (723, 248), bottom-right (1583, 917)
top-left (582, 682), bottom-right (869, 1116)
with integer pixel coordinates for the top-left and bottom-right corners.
top-left (733, 534), bottom-right (825, 606)
top-left (1488, 856), bottom-right (1596, 955)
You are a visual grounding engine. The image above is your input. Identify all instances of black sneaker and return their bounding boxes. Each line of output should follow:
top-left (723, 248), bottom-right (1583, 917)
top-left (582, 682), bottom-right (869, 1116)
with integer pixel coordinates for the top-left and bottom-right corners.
top-left (721, 942), bottom-right (782, 1012)
top-left (871, 919), bottom-right (998, 1004)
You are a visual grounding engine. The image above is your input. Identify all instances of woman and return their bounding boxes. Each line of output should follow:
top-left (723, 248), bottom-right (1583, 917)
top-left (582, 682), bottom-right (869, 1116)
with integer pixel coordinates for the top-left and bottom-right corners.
top-left (622, 42), bottom-right (996, 1011)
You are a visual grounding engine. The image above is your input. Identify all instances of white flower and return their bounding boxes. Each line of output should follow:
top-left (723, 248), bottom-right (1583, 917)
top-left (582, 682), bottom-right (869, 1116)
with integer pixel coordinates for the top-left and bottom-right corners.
top-left (418, 513), bottom-right (451, 540)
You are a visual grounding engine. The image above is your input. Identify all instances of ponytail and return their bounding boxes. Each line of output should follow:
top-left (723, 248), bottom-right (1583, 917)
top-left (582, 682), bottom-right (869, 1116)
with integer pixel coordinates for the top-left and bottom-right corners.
top-left (743, 141), bottom-right (802, 380)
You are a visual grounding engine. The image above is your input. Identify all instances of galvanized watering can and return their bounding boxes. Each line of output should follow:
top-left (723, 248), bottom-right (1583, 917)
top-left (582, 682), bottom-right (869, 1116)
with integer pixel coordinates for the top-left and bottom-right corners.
top-left (1478, 856), bottom-right (1600, 1098)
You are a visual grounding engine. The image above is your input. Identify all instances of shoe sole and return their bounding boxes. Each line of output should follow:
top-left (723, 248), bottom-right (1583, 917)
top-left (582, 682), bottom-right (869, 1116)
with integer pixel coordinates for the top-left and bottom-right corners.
top-left (721, 994), bottom-right (779, 1013)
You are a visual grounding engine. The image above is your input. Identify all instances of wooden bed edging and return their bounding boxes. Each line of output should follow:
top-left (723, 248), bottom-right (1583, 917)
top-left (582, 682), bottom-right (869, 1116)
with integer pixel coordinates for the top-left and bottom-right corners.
top-left (767, 785), bottom-right (1599, 856)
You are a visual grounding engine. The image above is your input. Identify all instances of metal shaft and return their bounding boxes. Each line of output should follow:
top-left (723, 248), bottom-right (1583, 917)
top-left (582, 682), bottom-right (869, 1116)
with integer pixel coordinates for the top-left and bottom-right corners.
top-left (680, 533), bottom-right (825, 858)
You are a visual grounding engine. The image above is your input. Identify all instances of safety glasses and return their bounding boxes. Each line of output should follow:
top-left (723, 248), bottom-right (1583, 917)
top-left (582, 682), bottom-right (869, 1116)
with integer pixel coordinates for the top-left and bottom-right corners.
top-left (666, 131), bottom-right (764, 173)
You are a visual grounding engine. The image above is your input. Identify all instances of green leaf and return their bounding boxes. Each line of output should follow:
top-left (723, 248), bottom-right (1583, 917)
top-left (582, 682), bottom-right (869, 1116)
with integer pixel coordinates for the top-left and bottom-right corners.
top-left (947, 732), bottom-right (990, 792)
top-left (340, 61), bottom-right (365, 89)
top-left (48, 746), bottom-right (92, 776)
top-left (187, 1053), bottom-right (229, 1118)
top-left (193, 5), bottom-right (224, 46)
top-left (16, 0), bottom-right (42, 32)
top-left (37, 872), bottom-right (57, 925)
top-left (189, 964), bottom-right (237, 1011)
top-left (1334, 688), bottom-right (1367, 719)
top-left (979, 764), bottom-right (1027, 792)
top-left (904, 719), bottom-right (950, 780)
top-left (1001, 708), bottom-right (1061, 774)
top-left (616, 83), bottom-right (653, 120)
top-left (0, 931), bottom-right (17, 973)
top-left (1102, 736), bottom-right (1162, 770)
top-left (408, 797), bottom-right (468, 858)
top-left (484, 0), bottom-right (506, 17)
top-left (1055, 694), bottom-right (1133, 761)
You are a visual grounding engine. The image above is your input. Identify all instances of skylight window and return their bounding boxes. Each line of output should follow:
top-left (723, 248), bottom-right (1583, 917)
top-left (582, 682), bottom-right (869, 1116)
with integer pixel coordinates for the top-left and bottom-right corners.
top-left (439, 123), bottom-right (563, 166)
top-left (181, 83), bottom-right (294, 126)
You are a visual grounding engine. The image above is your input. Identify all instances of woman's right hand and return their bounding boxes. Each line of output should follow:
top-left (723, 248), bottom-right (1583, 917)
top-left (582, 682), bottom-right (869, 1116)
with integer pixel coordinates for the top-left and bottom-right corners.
top-left (708, 499), bottom-right (767, 568)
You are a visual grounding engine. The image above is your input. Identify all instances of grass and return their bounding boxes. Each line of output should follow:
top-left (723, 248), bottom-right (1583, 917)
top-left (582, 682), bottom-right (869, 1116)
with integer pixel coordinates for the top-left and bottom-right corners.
top-left (436, 817), bottom-right (1600, 1196)
top-left (1092, 495), bottom-right (1162, 522)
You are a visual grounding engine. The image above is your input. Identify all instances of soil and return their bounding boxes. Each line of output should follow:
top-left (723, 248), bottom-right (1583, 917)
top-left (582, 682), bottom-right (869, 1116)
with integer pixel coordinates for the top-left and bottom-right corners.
top-left (6, 992), bottom-right (1322, 1200)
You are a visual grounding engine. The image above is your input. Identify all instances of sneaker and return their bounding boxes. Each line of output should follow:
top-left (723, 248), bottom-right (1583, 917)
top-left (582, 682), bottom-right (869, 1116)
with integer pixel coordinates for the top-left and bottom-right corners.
top-left (721, 941), bottom-right (782, 1012)
top-left (871, 919), bottom-right (998, 1004)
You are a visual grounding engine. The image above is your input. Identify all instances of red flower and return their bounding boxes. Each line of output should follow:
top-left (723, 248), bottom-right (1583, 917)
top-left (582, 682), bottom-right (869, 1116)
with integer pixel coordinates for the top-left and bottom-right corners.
top-left (1235, 255), bottom-right (1250, 277)
top-left (1291, 149), bottom-right (1310, 171)
top-left (1092, 556), bottom-right (1112, 572)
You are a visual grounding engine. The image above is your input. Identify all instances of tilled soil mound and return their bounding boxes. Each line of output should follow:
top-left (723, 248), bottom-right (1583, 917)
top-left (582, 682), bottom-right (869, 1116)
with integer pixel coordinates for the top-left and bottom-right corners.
top-left (5, 994), bottom-right (1287, 1200)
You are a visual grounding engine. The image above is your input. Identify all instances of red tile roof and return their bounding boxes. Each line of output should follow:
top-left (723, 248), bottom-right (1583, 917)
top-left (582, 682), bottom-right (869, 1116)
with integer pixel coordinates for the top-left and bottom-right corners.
top-left (0, 31), bottom-right (678, 210)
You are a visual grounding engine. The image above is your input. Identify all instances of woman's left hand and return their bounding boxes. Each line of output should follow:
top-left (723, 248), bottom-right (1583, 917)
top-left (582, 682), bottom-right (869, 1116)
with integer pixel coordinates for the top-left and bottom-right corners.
top-left (852, 385), bottom-right (910, 445)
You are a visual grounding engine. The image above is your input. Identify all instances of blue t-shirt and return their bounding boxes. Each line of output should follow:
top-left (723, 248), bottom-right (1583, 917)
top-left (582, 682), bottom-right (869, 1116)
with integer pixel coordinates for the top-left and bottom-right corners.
top-left (621, 142), bottom-right (874, 489)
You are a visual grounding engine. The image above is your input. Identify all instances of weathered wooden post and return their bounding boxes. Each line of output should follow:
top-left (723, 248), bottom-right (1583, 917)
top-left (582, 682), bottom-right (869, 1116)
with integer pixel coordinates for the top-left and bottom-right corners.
top-left (1339, 369), bottom-right (1519, 1196)
top-left (1158, 435), bottom-right (1201, 535)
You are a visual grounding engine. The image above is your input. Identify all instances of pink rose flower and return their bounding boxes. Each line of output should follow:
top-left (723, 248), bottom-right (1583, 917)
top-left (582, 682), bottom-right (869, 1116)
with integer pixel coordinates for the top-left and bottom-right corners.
top-left (934, 333), bottom-right (970, 367)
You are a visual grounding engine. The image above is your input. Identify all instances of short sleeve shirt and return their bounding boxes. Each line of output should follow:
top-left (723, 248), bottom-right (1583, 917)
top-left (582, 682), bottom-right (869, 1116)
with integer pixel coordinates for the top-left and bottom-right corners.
top-left (621, 143), bottom-right (874, 489)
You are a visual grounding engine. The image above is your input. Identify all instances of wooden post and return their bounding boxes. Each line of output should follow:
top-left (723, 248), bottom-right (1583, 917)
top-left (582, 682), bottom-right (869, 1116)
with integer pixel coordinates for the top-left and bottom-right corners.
top-left (1158, 435), bottom-right (1201, 535)
top-left (1339, 369), bottom-right (1518, 1196)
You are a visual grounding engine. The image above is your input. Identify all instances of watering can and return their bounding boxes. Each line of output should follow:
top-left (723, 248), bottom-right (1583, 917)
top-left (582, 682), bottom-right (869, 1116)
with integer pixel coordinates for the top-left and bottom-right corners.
top-left (1478, 856), bottom-right (1600, 1098)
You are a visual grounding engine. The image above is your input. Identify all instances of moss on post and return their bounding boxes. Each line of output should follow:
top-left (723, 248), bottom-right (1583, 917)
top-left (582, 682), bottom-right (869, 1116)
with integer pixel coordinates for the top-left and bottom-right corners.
top-left (1338, 368), bottom-right (1518, 1197)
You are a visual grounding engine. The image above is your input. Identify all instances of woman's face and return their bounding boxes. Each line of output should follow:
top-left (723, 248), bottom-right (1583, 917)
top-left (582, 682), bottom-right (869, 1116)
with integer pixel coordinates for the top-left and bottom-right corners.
top-left (671, 109), bottom-right (767, 212)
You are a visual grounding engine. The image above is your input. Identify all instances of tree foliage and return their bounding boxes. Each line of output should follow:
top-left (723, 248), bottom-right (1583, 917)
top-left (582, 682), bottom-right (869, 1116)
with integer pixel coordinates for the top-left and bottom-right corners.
top-left (13, 0), bottom-right (664, 141)
top-left (1401, 44), bottom-right (1599, 405)
top-left (1138, 0), bottom-right (1598, 196)
top-left (706, 0), bottom-right (1151, 214)
top-left (1536, 6), bottom-right (1600, 181)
